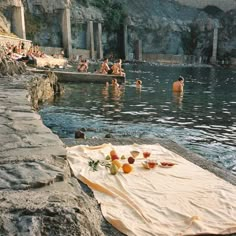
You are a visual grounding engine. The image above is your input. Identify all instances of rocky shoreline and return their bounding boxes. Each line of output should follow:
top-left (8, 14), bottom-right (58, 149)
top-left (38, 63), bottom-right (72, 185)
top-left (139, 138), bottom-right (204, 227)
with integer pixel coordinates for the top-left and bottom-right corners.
top-left (0, 61), bottom-right (235, 235)
top-left (0, 61), bottom-right (124, 235)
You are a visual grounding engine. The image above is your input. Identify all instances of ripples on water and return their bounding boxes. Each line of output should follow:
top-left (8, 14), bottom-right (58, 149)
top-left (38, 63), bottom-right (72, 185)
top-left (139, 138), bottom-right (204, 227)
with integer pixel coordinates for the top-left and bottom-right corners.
top-left (39, 64), bottom-right (236, 175)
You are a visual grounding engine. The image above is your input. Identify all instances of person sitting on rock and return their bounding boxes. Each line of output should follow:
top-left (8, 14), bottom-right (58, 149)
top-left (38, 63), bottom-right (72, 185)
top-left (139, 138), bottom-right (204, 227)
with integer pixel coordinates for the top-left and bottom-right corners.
top-left (99, 58), bottom-right (110, 74)
top-left (112, 59), bottom-right (125, 76)
top-left (77, 59), bottom-right (89, 72)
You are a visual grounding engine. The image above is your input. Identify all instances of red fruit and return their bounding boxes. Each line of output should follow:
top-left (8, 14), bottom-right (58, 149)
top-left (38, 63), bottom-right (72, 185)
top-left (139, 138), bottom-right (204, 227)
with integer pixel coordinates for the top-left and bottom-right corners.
top-left (128, 156), bottom-right (135, 164)
top-left (111, 154), bottom-right (119, 161)
top-left (143, 152), bottom-right (151, 158)
top-left (110, 150), bottom-right (117, 157)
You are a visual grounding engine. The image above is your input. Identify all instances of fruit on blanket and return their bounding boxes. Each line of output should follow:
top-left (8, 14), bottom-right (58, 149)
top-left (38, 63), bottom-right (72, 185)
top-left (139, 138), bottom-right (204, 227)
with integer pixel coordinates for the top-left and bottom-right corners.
top-left (110, 163), bottom-right (119, 175)
top-left (128, 156), bottom-right (135, 164)
top-left (143, 152), bottom-right (151, 158)
top-left (112, 159), bottom-right (122, 169)
top-left (121, 155), bottom-right (126, 160)
top-left (111, 154), bottom-right (119, 161)
top-left (110, 150), bottom-right (117, 157)
top-left (122, 163), bottom-right (133, 173)
top-left (105, 155), bottom-right (111, 160)
top-left (130, 151), bottom-right (139, 158)
top-left (110, 150), bottom-right (119, 160)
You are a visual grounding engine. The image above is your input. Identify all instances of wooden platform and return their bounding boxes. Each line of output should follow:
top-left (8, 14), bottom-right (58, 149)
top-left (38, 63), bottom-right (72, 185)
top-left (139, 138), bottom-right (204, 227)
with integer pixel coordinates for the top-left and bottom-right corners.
top-left (28, 68), bottom-right (126, 84)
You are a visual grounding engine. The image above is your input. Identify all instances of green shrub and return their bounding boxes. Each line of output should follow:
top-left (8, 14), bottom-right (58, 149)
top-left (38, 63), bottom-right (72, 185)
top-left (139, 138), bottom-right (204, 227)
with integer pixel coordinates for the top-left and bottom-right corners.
top-left (91, 0), bottom-right (127, 33)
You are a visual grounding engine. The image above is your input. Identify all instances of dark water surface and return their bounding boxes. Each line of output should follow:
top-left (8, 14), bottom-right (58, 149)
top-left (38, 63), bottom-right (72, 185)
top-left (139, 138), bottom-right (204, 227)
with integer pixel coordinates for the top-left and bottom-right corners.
top-left (39, 64), bottom-right (236, 174)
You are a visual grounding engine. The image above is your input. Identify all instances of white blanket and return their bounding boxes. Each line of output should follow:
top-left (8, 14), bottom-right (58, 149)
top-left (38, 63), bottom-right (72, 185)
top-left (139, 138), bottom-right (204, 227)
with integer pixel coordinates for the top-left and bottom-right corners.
top-left (67, 143), bottom-right (236, 236)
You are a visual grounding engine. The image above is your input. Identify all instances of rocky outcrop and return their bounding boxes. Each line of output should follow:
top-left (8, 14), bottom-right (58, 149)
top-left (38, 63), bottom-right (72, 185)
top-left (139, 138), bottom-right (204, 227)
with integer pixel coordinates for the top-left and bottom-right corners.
top-left (0, 0), bottom-right (22, 7)
top-left (27, 71), bottom-right (64, 110)
top-left (0, 12), bottom-right (11, 34)
top-left (0, 58), bottom-right (26, 76)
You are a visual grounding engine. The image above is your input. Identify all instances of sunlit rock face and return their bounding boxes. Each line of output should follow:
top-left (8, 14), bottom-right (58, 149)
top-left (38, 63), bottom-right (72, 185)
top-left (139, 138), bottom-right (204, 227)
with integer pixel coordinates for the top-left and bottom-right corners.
top-left (25, 0), bottom-right (71, 12)
top-left (0, 12), bottom-right (11, 34)
top-left (1, 0), bottom-right (235, 61)
top-left (0, 0), bottom-right (22, 7)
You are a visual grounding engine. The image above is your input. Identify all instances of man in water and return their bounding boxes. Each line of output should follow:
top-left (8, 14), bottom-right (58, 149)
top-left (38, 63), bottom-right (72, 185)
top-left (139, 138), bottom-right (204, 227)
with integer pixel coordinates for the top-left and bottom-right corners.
top-left (136, 79), bottom-right (142, 88)
top-left (173, 76), bottom-right (184, 92)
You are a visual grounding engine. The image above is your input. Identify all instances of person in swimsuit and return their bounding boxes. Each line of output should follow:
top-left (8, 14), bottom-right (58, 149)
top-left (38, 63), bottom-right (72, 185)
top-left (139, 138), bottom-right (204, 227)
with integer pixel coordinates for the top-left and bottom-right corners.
top-left (172, 76), bottom-right (184, 92)
top-left (77, 59), bottom-right (89, 72)
top-left (99, 58), bottom-right (110, 74)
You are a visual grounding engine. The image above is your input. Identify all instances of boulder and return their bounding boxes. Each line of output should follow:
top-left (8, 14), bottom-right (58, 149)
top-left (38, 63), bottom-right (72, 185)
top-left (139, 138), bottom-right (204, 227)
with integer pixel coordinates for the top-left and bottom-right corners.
top-left (27, 71), bottom-right (64, 110)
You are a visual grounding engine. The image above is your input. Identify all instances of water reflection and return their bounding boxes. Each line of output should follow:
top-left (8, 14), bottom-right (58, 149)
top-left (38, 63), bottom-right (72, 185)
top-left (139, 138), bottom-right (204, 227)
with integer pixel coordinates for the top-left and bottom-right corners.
top-left (172, 91), bottom-right (183, 109)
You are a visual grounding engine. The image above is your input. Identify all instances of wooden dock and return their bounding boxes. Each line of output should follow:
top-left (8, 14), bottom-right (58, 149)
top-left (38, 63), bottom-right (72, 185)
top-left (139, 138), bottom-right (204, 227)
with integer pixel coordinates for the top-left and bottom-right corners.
top-left (28, 68), bottom-right (126, 84)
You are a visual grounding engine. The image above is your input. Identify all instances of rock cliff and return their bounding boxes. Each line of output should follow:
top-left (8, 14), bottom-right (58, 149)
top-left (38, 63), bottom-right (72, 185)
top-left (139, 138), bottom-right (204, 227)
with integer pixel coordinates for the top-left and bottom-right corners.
top-left (1, 0), bottom-right (235, 62)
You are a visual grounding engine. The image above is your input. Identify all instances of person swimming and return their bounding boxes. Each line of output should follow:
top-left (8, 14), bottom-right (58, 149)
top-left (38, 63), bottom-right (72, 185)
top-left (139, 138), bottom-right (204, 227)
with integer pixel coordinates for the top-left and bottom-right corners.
top-left (111, 78), bottom-right (119, 88)
top-left (136, 80), bottom-right (142, 88)
top-left (172, 76), bottom-right (184, 92)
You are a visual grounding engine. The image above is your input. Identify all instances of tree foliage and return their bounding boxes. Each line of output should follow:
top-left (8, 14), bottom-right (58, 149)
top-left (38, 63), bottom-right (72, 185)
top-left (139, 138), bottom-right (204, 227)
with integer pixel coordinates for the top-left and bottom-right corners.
top-left (91, 0), bottom-right (127, 32)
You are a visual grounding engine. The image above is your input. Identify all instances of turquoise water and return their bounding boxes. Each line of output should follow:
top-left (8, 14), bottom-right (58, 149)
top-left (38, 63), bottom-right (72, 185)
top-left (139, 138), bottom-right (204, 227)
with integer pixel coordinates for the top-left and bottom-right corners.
top-left (39, 64), bottom-right (236, 174)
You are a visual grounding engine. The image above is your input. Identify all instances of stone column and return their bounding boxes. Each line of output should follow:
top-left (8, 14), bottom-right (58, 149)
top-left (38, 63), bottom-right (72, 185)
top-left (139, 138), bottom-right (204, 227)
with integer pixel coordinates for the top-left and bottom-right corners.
top-left (86, 21), bottom-right (95, 59)
top-left (96, 22), bottom-right (103, 60)
top-left (210, 27), bottom-right (218, 63)
top-left (123, 23), bottom-right (128, 60)
top-left (134, 40), bottom-right (142, 61)
top-left (62, 7), bottom-right (72, 58)
top-left (12, 6), bottom-right (26, 39)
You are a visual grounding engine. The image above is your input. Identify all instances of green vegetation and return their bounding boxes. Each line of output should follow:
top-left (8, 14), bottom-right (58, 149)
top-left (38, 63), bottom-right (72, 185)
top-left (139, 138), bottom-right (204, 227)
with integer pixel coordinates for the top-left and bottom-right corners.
top-left (181, 24), bottom-right (198, 55)
top-left (91, 0), bottom-right (127, 33)
top-left (25, 11), bottom-right (41, 41)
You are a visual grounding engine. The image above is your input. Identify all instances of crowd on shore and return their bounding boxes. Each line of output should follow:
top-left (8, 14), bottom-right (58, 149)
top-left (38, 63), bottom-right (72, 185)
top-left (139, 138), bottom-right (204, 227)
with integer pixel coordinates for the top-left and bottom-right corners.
top-left (0, 40), bottom-right (66, 66)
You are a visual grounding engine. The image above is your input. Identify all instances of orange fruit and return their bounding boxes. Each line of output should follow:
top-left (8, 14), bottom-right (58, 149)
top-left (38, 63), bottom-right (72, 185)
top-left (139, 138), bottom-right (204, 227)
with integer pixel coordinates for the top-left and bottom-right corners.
top-left (122, 163), bottom-right (133, 174)
top-left (112, 159), bottom-right (122, 169)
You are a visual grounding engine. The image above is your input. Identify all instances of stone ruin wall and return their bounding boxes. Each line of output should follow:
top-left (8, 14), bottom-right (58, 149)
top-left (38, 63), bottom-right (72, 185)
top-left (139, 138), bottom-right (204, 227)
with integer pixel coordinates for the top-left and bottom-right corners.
top-left (175, 0), bottom-right (236, 12)
top-left (25, 0), bottom-right (71, 12)
top-left (0, 0), bottom-right (22, 7)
